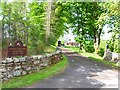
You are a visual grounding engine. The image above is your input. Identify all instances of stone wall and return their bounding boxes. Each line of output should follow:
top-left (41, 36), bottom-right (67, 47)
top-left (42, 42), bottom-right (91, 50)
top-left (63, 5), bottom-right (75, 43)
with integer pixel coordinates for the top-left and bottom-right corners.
top-left (1, 52), bottom-right (63, 81)
top-left (103, 49), bottom-right (120, 65)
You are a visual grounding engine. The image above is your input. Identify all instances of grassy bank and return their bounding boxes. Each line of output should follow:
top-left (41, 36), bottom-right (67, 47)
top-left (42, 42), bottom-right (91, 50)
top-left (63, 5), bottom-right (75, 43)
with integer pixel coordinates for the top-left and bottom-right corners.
top-left (80, 52), bottom-right (117, 68)
top-left (2, 55), bottom-right (68, 88)
top-left (65, 46), bottom-right (119, 68)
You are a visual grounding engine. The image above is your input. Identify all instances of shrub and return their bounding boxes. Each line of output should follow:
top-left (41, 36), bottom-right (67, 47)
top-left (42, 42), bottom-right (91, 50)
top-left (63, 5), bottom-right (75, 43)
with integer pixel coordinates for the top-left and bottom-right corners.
top-left (108, 38), bottom-right (120, 53)
top-left (83, 45), bottom-right (95, 53)
top-left (98, 48), bottom-right (104, 57)
top-left (108, 40), bottom-right (114, 52)
top-left (83, 40), bottom-right (95, 53)
top-left (114, 39), bottom-right (120, 53)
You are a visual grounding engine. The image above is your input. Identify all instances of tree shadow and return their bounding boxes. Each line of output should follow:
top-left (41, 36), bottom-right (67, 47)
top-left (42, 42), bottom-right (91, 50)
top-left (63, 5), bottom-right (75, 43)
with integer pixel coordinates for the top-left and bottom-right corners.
top-left (64, 53), bottom-right (118, 88)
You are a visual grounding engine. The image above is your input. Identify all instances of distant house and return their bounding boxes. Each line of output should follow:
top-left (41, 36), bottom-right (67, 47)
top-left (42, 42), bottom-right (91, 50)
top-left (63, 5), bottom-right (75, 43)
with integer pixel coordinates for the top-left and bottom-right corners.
top-left (59, 31), bottom-right (79, 47)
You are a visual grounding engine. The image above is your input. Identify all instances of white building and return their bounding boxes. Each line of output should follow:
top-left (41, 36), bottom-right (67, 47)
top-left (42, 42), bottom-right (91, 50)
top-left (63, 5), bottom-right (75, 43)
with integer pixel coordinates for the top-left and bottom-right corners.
top-left (59, 29), bottom-right (76, 46)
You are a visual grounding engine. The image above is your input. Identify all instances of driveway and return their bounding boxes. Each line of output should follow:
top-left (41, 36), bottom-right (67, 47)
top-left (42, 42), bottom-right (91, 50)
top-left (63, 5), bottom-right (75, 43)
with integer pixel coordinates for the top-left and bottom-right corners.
top-left (27, 48), bottom-right (118, 88)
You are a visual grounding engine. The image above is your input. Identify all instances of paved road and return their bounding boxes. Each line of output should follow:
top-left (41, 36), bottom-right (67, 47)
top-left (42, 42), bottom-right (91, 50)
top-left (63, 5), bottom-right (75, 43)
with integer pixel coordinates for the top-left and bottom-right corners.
top-left (28, 48), bottom-right (118, 88)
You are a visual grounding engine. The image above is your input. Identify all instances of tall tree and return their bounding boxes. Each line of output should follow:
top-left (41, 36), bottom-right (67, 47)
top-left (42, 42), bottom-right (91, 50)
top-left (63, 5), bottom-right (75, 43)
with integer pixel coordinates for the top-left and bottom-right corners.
top-left (62, 2), bottom-right (107, 53)
top-left (28, 2), bottom-right (46, 54)
top-left (105, 2), bottom-right (120, 53)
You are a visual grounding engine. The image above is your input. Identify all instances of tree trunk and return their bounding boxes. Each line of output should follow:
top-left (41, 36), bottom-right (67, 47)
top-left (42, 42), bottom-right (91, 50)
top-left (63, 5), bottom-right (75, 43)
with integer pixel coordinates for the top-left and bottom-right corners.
top-left (45, 0), bottom-right (52, 42)
top-left (94, 37), bottom-right (99, 54)
top-left (94, 28), bottom-right (102, 54)
top-left (93, 27), bottom-right (98, 54)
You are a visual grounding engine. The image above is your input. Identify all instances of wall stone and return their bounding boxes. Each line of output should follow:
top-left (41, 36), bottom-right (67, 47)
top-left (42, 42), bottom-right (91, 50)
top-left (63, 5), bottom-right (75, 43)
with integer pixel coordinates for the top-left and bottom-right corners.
top-left (103, 49), bottom-right (120, 64)
top-left (2, 52), bottom-right (63, 81)
top-left (103, 49), bottom-right (112, 60)
top-left (111, 53), bottom-right (120, 63)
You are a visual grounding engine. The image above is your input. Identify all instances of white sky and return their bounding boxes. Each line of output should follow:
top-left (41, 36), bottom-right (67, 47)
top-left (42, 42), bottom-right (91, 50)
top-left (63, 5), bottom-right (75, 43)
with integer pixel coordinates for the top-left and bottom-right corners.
top-left (101, 24), bottom-right (112, 40)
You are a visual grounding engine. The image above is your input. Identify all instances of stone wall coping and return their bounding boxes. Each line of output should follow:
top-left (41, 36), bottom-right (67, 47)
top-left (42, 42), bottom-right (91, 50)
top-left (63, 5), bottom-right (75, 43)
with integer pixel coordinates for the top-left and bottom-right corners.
top-left (2, 52), bottom-right (61, 60)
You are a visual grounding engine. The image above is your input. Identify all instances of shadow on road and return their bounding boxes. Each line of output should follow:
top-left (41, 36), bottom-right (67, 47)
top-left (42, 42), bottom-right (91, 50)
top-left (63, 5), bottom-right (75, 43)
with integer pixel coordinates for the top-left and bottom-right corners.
top-left (65, 53), bottom-right (118, 88)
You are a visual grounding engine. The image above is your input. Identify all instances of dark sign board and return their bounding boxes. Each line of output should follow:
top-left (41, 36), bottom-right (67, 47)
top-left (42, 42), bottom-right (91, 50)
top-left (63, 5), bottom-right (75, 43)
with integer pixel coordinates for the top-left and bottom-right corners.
top-left (7, 40), bottom-right (27, 57)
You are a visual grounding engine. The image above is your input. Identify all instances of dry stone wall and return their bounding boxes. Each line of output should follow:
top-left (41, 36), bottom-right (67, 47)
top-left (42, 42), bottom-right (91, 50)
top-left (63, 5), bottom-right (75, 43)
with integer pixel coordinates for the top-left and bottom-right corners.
top-left (1, 52), bottom-right (63, 81)
top-left (103, 49), bottom-right (120, 65)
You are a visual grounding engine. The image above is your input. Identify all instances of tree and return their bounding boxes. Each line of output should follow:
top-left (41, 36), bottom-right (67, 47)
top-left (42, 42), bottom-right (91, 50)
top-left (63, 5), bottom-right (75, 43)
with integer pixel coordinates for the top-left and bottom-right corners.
top-left (60, 2), bottom-right (107, 53)
top-left (28, 2), bottom-right (46, 54)
top-left (1, 1), bottom-right (68, 55)
top-left (105, 2), bottom-right (120, 53)
top-left (87, 2), bottom-right (106, 53)
top-left (46, 2), bottom-right (68, 46)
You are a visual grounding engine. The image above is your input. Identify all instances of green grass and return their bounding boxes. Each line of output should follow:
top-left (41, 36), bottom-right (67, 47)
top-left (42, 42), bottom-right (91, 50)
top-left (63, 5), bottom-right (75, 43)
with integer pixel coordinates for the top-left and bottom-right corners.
top-left (65, 46), bottom-right (119, 68)
top-left (64, 46), bottom-right (81, 52)
top-left (80, 52), bottom-right (118, 68)
top-left (2, 55), bottom-right (68, 88)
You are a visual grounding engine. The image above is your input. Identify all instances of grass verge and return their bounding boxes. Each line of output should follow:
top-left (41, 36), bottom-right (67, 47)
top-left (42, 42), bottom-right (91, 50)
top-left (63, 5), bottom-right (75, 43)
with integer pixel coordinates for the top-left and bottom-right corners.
top-left (65, 46), bottom-right (119, 68)
top-left (2, 55), bottom-right (68, 88)
top-left (80, 52), bottom-right (118, 68)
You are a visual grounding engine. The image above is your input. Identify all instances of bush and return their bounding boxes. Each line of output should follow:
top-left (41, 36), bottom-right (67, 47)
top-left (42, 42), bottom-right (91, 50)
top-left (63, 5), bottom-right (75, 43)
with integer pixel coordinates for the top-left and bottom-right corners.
top-left (98, 48), bottom-right (104, 57)
top-left (114, 39), bottom-right (120, 53)
top-left (28, 41), bottom-right (46, 55)
top-left (108, 40), bottom-right (114, 52)
top-left (108, 38), bottom-right (120, 53)
top-left (83, 45), bottom-right (95, 53)
top-left (83, 40), bottom-right (95, 53)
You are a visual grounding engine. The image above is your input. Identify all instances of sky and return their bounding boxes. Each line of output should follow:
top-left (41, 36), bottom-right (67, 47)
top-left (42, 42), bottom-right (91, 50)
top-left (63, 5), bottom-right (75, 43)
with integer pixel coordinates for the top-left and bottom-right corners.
top-left (101, 24), bottom-right (112, 40)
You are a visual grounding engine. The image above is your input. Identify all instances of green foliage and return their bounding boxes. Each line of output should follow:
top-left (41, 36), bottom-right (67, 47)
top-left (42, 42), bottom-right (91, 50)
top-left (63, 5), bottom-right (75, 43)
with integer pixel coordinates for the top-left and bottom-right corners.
top-left (28, 2), bottom-right (46, 54)
top-left (1, 2), bottom-right (119, 55)
top-left (2, 2), bottom-right (28, 45)
top-left (105, 2), bottom-right (119, 53)
top-left (83, 45), bottom-right (95, 53)
top-left (50, 2), bottom-right (68, 44)
top-left (107, 33), bottom-right (120, 53)
top-left (75, 35), bottom-right (86, 50)
top-left (61, 2), bottom-right (107, 53)
top-left (1, 2), bottom-right (65, 55)
top-left (98, 48), bottom-right (104, 57)
top-left (83, 40), bottom-right (95, 53)
top-left (113, 39), bottom-right (120, 53)
top-left (108, 39), bottom-right (120, 53)
top-left (98, 40), bottom-right (106, 57)
top-left (108, 39), bottom-right (114, 52)
top-left (61, 2), bottom-right (119, 54)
